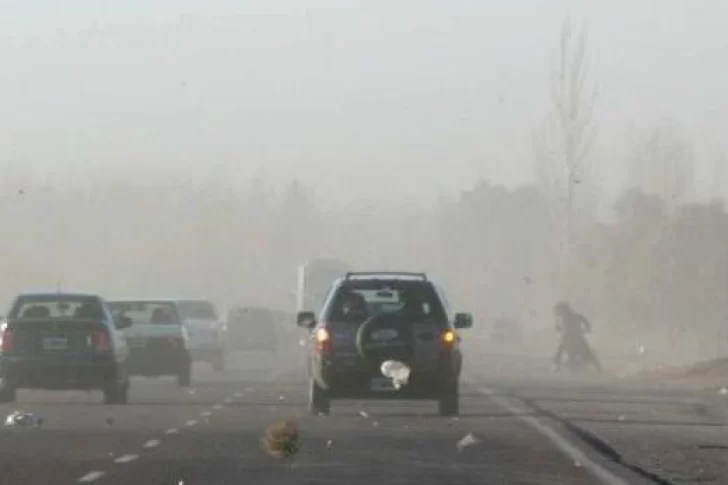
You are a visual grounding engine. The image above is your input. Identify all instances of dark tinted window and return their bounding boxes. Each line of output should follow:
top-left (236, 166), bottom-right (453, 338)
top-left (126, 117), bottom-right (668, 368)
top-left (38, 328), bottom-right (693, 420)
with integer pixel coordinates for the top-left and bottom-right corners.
top-left (109, 301), bottom-right (180, 325)
top-left (325, 281), bottom-right (447, 323)
top-left (9, 295), bottom-right (105, 320)
top-left (177, 301), bottom-right (217, 320)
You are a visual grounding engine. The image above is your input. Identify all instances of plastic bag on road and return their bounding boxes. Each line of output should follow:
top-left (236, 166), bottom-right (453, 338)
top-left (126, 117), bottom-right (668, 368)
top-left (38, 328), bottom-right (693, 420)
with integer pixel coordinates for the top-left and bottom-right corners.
top-left (4, 411), bottom-right (43, 428)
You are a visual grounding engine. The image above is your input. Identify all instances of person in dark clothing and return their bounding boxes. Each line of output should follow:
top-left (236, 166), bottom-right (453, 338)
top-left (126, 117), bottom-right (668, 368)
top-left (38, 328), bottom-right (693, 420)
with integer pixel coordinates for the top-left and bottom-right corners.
top-left (552, 301), bottom-right (602, 371)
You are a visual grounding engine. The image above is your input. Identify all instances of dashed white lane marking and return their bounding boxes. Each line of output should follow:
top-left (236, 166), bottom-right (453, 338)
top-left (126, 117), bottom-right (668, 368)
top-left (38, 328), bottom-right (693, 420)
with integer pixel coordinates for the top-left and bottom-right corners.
top-left (114, 454), bottom-right (139, 464)
top-left (478, 387), bottom-right (632, 485)
top-left (212, 404), bottom-right (223, 410)
top-left (234, 392), bottom-right (244, 398)
top-left (200, 411), bottom-right (212, 417)
top-left (78, 471), bottom-right (106, 482)
top-left (224, 398), bottom-right (233, 404)
top-left (165, 428), bottom-right (179, 435)
top-left (143, 439), bottom-right (161, 449)
top-left (184, 420), bottom-right (199, 427)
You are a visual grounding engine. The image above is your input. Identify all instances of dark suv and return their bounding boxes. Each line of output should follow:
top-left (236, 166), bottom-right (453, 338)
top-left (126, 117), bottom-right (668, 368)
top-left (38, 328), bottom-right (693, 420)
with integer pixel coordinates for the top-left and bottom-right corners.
top-left (297, 272), bottom-right (472, 416)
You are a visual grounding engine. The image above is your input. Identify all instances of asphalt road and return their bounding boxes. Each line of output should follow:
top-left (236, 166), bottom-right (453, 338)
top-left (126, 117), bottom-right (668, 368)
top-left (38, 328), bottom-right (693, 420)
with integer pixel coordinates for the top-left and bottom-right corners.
top-left (0, 347), bottom-right (726, 485)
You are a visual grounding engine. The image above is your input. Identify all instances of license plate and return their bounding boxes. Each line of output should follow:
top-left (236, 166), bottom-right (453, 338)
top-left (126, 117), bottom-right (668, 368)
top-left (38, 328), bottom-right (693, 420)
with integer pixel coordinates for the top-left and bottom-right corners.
top-left (42, 337), bottom-right (68, 351)
top-left (370, 377), bottom-right (396, 392)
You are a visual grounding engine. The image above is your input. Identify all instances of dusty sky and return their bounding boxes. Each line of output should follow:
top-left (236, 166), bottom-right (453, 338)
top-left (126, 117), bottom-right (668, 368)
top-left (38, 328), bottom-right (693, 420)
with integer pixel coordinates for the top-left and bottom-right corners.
top-left (1, 0), bottom-right (726, 200)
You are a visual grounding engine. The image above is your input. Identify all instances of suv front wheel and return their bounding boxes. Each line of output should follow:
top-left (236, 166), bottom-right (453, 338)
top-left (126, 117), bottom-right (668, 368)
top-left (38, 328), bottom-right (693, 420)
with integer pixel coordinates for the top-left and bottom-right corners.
top-left (308, 378), bottom-right (330, 416)
top-left (438, 379), bottom-right (459, 417)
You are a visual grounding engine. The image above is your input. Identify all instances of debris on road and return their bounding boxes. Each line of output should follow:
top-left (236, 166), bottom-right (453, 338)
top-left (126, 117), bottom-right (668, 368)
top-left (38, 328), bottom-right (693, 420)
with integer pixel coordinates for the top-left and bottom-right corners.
top-left (456, 433), bottom-right (479, 452)
top-left (380, 360), bottom-right (410, 389)
top-left (262, 419), bottom-right (300, 460)
top-left (358, 411), bottom-right (369, 418)
top-left (719, 387), bottom-right (727, 395)
top-left (326, 439), bottom-right (334, 449)
top-left (4, 411), bottom-right (43, 428)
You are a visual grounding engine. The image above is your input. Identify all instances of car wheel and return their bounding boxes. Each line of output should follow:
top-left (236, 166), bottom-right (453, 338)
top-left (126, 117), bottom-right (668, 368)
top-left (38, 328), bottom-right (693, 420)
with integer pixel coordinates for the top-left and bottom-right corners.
top-left (177, 364), bottom-right (192, 388)
top-left (308, 378), bottom-right (330, 416)
top-left (104, 380), bottom-right (129, 405)
top-left (0, 383), bottom-right (17, 403)
top-left (438, 380), bottom-right (459, 417)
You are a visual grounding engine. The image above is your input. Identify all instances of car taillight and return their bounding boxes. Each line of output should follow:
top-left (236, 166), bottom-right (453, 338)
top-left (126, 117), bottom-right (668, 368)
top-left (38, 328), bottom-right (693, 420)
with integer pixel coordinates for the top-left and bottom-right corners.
top-left (315, 327), bottom-right (331, 353)
top-left (0, 329), bottom-right (13, 352)
top-left (92, 329), bottom-right (111, 351)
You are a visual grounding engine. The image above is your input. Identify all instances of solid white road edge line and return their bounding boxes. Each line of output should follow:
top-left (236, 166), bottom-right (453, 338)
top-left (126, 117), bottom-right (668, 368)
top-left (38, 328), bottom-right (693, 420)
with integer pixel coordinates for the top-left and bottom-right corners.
top-left (477, 387), bottom-right (633, 485)
top-left (78, 471), bottom-right (106, 483)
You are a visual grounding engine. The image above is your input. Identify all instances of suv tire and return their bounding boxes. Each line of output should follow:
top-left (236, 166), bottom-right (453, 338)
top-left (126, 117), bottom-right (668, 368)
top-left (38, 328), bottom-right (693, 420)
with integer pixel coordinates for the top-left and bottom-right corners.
top-left (177, 364), bottom-right (192, 388)
top-left (438, 380), bottom-right (459, 417)
top-left (308, 378), bottom-right (330, 416)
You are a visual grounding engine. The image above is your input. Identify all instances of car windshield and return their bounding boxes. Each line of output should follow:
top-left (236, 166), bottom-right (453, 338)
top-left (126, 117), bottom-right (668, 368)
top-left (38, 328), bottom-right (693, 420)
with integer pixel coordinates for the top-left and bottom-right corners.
top-left (9, 296), bottom-right (105, 319)
top-left (177, 301), bottom-right (217, 320)
top-left (327, 282), bottom-right (447, 322)
top-left (108, 301), bottom-right (179, 325)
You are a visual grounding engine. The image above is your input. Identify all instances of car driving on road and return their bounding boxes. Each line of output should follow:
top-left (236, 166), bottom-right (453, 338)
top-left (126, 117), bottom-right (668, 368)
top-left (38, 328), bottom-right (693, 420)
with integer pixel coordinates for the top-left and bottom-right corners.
top-left (0, 292), bottom-right (132, 404)
top-left (297, 272), bottom-right (472, 416)
top-left (108, 299), bottom-right (192, 387)
top-left (176, 299), bottom-right (226, 372)
top-left (225, 306), bottom-right (278, 355)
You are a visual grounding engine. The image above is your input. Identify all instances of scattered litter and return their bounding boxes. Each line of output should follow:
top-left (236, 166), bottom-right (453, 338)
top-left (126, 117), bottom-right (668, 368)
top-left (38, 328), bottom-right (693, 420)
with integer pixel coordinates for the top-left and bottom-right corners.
top-left (326, 439), bottom-right (334, 449)
top-left (262, 419), bottom-right (299, 460)
top-left (380, 360), bottom-right (411, 389)
top-left (719, 387), bottom-right (727, 395)
top-left (358, 411), bottom-right (369, 418)
top-left (4, 411), bottom-right (42, 428)
top-left (456, 433), bottom-right (479, 452)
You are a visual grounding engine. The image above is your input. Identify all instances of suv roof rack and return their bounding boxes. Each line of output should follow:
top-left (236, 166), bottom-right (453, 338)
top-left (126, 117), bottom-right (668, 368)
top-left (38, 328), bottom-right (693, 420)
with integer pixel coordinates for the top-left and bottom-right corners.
top-left (343, 271), bottom-right (428, 281)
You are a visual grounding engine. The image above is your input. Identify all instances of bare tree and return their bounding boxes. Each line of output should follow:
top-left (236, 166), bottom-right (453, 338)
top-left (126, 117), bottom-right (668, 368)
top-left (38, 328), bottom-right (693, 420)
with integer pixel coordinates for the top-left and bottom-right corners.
top-left (627, 121), bottom-right (695, 212)
top-left (532, 15), bottom-right (598, 288)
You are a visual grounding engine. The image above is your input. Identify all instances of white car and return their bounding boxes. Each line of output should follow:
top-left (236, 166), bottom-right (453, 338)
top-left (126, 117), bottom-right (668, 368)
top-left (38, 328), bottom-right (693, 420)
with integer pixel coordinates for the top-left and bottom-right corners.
top-left (176, 299), bottom-right (226, 371)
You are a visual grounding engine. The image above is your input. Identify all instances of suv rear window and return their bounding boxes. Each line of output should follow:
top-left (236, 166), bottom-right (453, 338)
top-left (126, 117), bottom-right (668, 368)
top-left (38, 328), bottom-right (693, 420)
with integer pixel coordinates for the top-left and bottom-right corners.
top-left (325, 281), bottom-right (447, 323)
top-left (177, 301), bottom-right (217, 320)
top-left (9, 296), bottom-right (105, 320)
top-left (109, 301), bottom-right (180, 325)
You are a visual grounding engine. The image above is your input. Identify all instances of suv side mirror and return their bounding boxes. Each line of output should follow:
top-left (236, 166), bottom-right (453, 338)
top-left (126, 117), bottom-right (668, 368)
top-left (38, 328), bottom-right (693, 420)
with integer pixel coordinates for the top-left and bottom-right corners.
top-left (296, 311), bottom-right (316, 329)
top-left (454, 313), bottom-right (473, 329)
top-left (115, 316), bottom-right (133, 330)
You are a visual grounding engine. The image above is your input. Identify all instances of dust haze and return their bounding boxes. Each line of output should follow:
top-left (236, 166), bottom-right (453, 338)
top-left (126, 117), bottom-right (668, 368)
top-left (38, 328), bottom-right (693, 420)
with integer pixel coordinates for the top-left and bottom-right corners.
top-left (2, 1), bottom-right (728, 375)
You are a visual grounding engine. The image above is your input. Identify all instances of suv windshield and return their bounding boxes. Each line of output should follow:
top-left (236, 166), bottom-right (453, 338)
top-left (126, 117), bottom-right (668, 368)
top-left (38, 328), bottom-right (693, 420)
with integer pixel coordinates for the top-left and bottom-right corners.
top-left (326, 281), bottom-right (447, 323)
top-left (9, 295), bottom-right (104, 320)
top-left (177, 301), bottom-right (217, 320)
top-left (109, 301), bottom-right (180, 325)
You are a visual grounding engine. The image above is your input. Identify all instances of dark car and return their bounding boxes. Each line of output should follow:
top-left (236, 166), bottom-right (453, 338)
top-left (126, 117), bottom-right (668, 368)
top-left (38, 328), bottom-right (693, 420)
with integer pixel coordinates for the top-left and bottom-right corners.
top-left (0, 292), bottom-right (132, 404)
top-left (225, 306), bottom-right (278, 354)
top-left (297, 272), bottom-right (473, 416)
top-left (108, 299), bottom-right (192, 387)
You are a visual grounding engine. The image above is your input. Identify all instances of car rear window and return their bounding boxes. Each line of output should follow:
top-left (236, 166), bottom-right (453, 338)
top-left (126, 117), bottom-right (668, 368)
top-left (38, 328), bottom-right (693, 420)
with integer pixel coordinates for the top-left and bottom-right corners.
top-left (177, 301), bottom-right (217, 320)
top-left (325, 282), bottom-right (447, 323)
top-left (9, 296), bottom-right (105, 320)
top-left (109, 301), bottom-right (180, 325)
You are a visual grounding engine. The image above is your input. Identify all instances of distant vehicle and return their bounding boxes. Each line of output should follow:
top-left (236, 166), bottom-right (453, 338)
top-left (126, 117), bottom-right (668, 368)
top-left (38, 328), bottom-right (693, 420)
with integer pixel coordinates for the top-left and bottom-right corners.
top-left (490, 317), bottom-right (523, 344)
top-left (108, 299), bottom-right (192, 387)
top-left (297, 271), bottom-right (473, 416)
top-left (225, 306), bottom-right (278, 354)
top-left (0, 292), bottom-right (132, 404)
top-left (176, 299), bottom-right (226, 372)
top-left (296, 258), bottom-right (351, 313)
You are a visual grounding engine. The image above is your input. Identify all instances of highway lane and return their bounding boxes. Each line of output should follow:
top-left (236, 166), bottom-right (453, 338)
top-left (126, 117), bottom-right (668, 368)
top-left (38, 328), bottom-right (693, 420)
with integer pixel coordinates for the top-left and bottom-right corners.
top-left (0, 351), bottom-right (724, 484)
